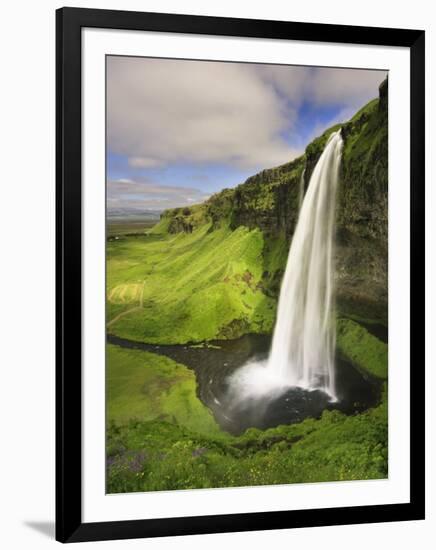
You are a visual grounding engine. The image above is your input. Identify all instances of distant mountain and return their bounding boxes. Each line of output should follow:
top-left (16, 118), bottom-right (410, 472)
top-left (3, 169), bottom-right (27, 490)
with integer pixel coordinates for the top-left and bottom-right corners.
top-left (107, 208), bottom-right (162, 221)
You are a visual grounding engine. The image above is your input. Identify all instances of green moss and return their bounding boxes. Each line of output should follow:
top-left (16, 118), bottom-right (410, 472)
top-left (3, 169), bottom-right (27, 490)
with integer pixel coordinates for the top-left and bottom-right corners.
top-left (339, 94), bottom-right (388, 242)
top-left (261, 232), bottom-right (288, 296)
top-left (336, 318), bottom-right (388, 379)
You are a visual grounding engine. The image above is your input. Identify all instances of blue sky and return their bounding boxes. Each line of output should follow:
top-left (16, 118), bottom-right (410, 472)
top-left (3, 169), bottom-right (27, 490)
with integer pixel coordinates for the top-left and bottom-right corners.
top-left (107, 57), bottom-right (386, 213)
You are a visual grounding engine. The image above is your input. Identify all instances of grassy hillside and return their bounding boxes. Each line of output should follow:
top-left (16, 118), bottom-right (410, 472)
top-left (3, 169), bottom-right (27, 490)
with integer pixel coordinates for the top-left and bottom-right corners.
top-left (107, 224), bottom-right (276, 344)
top-left (107, 231), bottom-right (388, 382)
top-left (107, 342), bottom-right (388, 493)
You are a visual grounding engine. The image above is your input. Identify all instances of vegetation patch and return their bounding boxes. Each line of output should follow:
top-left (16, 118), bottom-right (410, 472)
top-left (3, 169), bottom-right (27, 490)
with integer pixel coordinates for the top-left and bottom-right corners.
top-left (107, 224), bottom-right (276, 344)
top-left (106, 337), bottom-right (388, 493)
top-left (336, 318), bottom-right (388, 379)
top-left (107, 396), bottom-right (387, 493)
top-left (107, 344), bottom-right (222, 436)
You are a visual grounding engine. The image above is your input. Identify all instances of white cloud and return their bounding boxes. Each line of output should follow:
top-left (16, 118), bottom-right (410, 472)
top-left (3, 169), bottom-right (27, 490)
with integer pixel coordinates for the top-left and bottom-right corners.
top-left (256, 65), bottom-right (387, 110)
top-left (107, 178), bottom-right (210, 211)
top-left (309, 67), bottom-right (387, 107)
top-left (128, 157), bottom-right (164, 168)
top-left (107, 57), bottom-right (387, 171)
top-left (256, 64), bottom-right (310, 104)
top-left (107, 57), bottom-right (300, 170)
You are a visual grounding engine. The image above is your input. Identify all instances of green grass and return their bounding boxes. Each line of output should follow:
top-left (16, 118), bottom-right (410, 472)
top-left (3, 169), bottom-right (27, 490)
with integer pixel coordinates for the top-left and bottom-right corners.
top-left (107, 224), bottom-right (276, 344)
top-left (107, 344), bottom-right (222, 437)
top-left (107, 220), bottom-right (157, 236)
top-left (107, 393), bottom-right (388, 493)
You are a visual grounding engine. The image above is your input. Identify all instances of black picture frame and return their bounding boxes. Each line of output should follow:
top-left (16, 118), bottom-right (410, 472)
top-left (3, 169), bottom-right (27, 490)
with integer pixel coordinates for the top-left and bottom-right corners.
top-left (56, 7), bottom-right (425, 543)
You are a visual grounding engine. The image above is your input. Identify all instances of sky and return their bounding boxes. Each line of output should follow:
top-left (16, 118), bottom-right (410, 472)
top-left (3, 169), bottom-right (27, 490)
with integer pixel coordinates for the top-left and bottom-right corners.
top-left (107, 56), bottom-right (387, 214)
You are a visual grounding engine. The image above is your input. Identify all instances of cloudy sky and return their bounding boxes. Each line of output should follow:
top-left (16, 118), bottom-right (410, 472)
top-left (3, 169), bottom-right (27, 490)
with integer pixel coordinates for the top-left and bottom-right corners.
top-left (107, 56), bottom-right (386, 213)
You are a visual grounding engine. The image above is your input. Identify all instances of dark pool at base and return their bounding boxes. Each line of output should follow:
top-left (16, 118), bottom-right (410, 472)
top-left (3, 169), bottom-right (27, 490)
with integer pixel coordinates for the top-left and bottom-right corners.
top-left (108, 333), bottom-right (382, 436)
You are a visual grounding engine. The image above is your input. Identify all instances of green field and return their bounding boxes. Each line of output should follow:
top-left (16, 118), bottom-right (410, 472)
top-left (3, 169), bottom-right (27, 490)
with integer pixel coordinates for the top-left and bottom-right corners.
top-left (107, 219), bottom-right (158, 237)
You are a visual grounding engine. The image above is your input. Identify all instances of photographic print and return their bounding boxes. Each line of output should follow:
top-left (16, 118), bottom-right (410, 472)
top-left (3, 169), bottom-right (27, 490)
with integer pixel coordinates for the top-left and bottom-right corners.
top-left (105, 56), bottom-right (388, 494)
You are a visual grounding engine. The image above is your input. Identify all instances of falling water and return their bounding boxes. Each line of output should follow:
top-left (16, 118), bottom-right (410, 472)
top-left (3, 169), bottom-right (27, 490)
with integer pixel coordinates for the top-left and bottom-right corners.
top-left (267, 131), bottom-right (343, 400)
top-left (227, 131), bottom-right (343, 407)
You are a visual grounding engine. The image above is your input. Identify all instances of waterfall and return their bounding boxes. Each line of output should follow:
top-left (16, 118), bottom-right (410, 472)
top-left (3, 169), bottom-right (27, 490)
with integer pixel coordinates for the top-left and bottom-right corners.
top-left (267, 130), bottom-right (343, 400)
top-left (227, 131), bottom-right (343, 407)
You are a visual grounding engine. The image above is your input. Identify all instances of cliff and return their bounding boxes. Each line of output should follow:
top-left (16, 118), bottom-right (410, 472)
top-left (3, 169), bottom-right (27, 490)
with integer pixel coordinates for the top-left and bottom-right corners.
top-left (156, 78), bottom-right (388, 325)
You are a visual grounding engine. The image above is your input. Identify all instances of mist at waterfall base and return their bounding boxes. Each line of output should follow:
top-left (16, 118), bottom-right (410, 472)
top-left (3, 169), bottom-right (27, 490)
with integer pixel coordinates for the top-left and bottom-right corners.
top-left (226, 131), bottom-right (345, 423)
top-left (110, 331), bottom-right (381, 435)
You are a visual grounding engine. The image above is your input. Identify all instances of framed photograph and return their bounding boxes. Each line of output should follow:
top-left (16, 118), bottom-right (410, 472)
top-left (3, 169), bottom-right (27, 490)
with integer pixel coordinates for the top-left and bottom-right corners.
top-left (56, 7), bottom-right (425, 543)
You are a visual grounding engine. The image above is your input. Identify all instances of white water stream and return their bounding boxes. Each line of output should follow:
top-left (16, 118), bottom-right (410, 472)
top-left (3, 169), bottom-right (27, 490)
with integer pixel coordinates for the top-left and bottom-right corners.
top-left (267, 131), bottom-right (343, 399)
top-left (229, 131), bottom-right (343, 403)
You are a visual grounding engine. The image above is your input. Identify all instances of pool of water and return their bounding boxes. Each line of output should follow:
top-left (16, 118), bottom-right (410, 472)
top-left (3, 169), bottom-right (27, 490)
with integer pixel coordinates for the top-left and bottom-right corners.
top-left (108, 333), bottom-right (382, 436)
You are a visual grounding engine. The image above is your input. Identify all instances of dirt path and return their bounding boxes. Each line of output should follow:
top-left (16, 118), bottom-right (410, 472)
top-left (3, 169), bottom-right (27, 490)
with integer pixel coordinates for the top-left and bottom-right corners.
top-left (107, 305), bottom-right (142, 327)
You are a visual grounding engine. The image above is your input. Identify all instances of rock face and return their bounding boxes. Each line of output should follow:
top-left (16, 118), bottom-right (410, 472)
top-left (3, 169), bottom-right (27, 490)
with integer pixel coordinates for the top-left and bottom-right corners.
top-left (160, 78), bottom-right (388, 323)
top-left (335, 79), bottom-right (388, 321)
